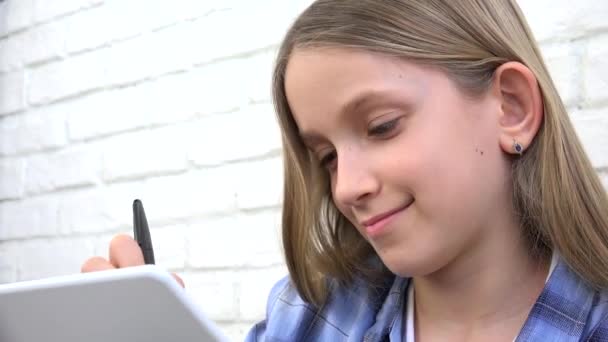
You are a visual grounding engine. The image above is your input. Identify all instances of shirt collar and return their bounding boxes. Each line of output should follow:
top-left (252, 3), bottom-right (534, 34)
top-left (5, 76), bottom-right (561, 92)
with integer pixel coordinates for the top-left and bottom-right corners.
top-left (362, 255), bottom-right (599, 342)
top-left (516, 255), bottom-right (597, 341)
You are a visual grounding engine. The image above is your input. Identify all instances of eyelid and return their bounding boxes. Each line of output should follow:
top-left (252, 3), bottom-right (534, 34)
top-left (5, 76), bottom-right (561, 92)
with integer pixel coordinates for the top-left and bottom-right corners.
top-left (368, 115), bottom-right (402, 136)
top-left (369, 112), bottom-right (401, 126)
top-left (319, 150), bottom-right (337, 169)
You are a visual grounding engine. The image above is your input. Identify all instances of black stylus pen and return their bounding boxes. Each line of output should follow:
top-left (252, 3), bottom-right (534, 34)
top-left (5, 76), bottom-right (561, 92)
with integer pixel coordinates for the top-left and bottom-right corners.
top-left (133, 199), bottom-right (155, 265)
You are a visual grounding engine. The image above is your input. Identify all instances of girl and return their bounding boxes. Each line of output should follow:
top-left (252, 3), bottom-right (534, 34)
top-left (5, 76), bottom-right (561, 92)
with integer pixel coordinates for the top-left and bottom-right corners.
top-left (83, 0), bottom-right (608, 340)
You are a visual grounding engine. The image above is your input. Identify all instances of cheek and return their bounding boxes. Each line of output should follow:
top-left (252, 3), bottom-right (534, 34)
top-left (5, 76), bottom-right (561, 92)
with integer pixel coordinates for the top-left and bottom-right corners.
top-left (395, 111), bottom-right (504, 223)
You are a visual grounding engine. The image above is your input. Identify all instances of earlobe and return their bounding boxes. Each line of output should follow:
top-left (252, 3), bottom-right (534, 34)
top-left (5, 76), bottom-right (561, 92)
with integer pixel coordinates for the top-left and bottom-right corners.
top-left (494, 62), bottom-right (544, 155)
top-left (512, 139), bottom-right (524, 155)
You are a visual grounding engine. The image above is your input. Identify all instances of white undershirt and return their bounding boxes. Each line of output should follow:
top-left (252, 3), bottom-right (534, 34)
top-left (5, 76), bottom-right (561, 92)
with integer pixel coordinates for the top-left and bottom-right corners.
top-left (404, 251), bottom-right (559, 342)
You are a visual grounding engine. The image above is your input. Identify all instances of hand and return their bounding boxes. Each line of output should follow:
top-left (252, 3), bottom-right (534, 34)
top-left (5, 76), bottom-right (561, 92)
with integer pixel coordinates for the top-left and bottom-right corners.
top-left (81, 234), bottom-right (185, 288)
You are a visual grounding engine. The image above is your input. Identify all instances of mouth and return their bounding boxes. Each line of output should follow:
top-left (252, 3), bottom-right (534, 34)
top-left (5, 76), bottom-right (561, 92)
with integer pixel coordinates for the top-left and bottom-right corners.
top-left (360, 200), bottom-right (414, 237)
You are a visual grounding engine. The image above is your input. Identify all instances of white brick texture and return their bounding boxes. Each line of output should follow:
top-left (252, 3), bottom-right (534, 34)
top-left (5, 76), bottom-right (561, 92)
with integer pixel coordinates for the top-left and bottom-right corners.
top-left (24, 145), bottom-right (100, 195)
top-left (187, 210), bottom-right (283, 269)
top-left (0, 0), bottom-right (34, 36)
top-left (0, 33), bottom-right (26, 72)
top-left (585, 33), bottom-right (608, 106)
top-left (28, 48), bottom-right (109, 104)
top-left (0, 105), bottom-right (68, 156)
top-left (1, 1), bottom-right (607, 341)
top-left (517, 0), bottom-right (608, 43)
top-left (0, 158), bottom-right (24, 200)
top-left (33, 0), bottom-right (103, 24)
top-left (22, 20), bottom-right (67, 65)
top-left (0, 70), bottom-right (25, 115)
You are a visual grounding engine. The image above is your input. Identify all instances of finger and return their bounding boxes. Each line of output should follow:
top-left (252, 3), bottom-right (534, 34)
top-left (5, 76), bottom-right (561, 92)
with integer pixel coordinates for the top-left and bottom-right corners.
top-left (81, 256), bottom-right (115, 273)
top-left (172, 273), bottom-right (185, 288)
top-left (109, 234), bottom-right (145, 268)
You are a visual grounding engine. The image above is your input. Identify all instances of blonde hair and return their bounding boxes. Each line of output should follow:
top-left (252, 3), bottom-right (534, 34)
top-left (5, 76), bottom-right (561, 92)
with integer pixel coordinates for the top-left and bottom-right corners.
top-left (272, 0), bottom-right (608, 306)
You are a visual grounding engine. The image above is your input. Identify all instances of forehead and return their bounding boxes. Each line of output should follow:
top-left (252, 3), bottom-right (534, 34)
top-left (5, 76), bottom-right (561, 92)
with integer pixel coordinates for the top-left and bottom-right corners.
top-left (285, 48), bottom-right (416, 101)
top-left (283, 48), bottom-right (434, 130)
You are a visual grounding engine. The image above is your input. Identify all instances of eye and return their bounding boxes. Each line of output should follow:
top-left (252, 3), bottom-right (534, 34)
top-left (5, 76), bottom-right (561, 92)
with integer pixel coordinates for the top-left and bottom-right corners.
top-left (368, 118), bottom-right (400, 137)
top-left (319, 150), bottom-right (337, 170)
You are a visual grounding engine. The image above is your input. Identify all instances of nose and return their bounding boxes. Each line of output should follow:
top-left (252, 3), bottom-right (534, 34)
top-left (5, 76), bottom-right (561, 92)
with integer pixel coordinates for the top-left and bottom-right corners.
top-left (332, 150), bottom-right (380, 207)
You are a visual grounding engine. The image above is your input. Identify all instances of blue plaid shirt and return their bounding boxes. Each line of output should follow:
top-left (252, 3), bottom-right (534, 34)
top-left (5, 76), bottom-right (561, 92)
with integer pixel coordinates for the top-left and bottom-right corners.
top-left (245, 258), bottom-right (608, 341)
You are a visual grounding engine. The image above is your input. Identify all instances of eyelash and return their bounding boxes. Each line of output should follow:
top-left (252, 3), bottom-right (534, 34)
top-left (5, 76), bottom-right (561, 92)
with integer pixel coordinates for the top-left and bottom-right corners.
top-left (368, 118), bottom-right (399, 137)
top-left (318, 117), bottom-right (401, 169)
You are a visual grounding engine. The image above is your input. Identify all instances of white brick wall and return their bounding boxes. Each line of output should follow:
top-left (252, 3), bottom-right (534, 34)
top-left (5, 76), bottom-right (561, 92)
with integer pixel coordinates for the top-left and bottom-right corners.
top-left (0, 0), bottom-right (606, 340)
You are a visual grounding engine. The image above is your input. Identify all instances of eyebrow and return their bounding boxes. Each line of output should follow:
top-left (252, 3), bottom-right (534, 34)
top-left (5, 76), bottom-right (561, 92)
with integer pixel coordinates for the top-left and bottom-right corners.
top-left (298, 89), bottom-right (406, 146)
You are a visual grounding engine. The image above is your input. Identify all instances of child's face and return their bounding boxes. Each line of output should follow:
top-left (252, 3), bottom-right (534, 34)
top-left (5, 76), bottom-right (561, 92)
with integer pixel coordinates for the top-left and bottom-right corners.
top-left (285, 48), bottom-right (515, 277)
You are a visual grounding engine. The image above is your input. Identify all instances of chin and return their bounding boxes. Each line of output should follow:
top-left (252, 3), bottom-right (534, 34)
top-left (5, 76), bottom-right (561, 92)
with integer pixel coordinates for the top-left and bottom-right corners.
top-left (377, 249), bottom-right (445, 278)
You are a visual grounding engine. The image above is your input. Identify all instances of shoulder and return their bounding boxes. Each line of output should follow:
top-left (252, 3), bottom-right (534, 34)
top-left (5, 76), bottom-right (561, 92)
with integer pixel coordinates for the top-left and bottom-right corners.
top-left (245, 274), bottom-right (399, 342)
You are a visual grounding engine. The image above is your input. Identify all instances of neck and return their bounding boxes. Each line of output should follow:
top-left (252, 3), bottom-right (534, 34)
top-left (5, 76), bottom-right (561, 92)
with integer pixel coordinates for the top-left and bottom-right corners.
top-left (413, 224), bottom-right (551, 332)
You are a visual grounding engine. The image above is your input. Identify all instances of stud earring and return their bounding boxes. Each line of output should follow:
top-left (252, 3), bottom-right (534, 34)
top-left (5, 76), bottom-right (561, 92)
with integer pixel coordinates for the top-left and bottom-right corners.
top-left (513, 139), bottom-right (524, 155)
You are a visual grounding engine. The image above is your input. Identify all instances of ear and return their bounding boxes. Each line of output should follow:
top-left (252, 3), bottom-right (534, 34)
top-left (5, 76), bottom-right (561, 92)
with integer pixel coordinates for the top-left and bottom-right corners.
top-left (493, 62), bottom-right (544, 155)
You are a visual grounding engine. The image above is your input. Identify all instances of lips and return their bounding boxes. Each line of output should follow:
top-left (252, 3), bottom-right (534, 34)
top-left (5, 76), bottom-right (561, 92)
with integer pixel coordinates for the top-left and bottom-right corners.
top-left (361, 201), bottom-right (413, 227)
top-left (358, 200), bottom-right (414, 238)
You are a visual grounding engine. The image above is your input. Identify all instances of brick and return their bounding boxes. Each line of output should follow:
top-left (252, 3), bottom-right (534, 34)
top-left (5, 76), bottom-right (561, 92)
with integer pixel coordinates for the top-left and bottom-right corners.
top-left (143, 171), bottom-right (237, 220)
top-left (182, 270), bottom-right (239, 321)
top-left (58, 184), bottom-right (144, 234)
top-left (173, 50), bottom-right (282, 117)
top-left (187, 210), bottom-right (282, 269)
top-left (149, 224), bottom-right (187, 270)
top-left (140, 0), bottom-right (220, 23)
top-left (64, 0), bottom-right (217, 54)
top-left (234, 157), bottom-right (284, 210)
top-left (0, 115), bottom-right (18, 156)
top-left (0, 70), bottom-right (25, 115)
top-left (188, 104), bottom-right (282, 166)
top-left (177, 62), bottom-right (244, 116)
top-left (103, 0), bottom-right (191, 44)
top-left (16, 237), bottom-right (97, 281)
top-left (0, 105), bottom-right (68, 156)
top-left (66, 73), bottom-right (224, 142)
top-left (292, 0), bottom-right (315, 13)
top-left (518, 0), bottom-right (608, 43)
top-left (66, 88), bottom-right (149, 141)
top-left (22, 20), bottom-right (66, 65)
top-left (0, 0), bottom-right (35, 36)
top-left (63, 5), bottom-right (112, 53)
top-left (0, 198), bottom-right (61, 239)
top-left (174, 51), bottom-right (278, 117)
top-left (24, 146), bottom-right (100, 195)
top-left (140, 73), bottom-right (206, 126)
top-left (571, 112), bottom-right (608, 168)
top-left (237, 265), bottom-right (288, 321)
top-left (136, 171), bottom-right (237, 223)
top-left (187, 0), bottom-right (295, 63)
top-left (540, 42), bottom-right (581, 107)
top-left (92, 233), bottom-right (117, 258)
top-left (161, 159), bottom-right (280, 216)
top-left (0, 158), bottom-right (24, 200)
top-left (28, 49), bottom-right (109, 105)
top-left (241, 51), bottom-right (276, 104)
top-left (0, 242), bottom-right (18, 283)
top-left (584, 34), bottom-right (608, 106)
top-left (20, 106), bottom-right (69, 152)
top-left (0, 33), bottom-right (26, 72)
top-left (105, 32), bottom-right (185, 86)
top-left (219, 323), bottom-right (256, 342)
top-left (33, 0), bottom-right (103, 23)
top-left (101, 126), bottom-right (188, 182)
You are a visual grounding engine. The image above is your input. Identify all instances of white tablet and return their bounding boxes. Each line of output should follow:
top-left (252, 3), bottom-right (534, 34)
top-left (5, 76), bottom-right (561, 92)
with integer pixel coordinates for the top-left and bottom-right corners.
top-left (0, 265), bottom-right (230, 342)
